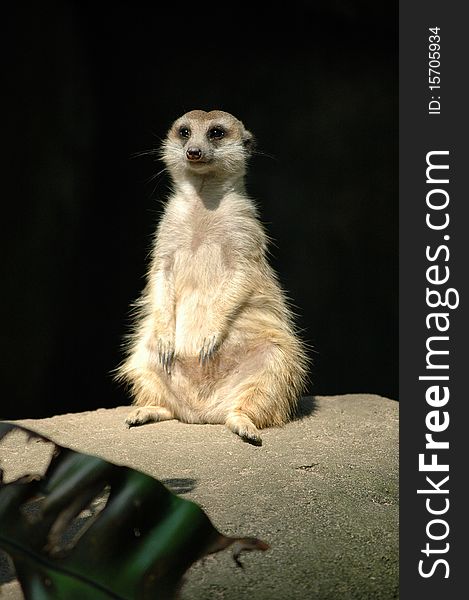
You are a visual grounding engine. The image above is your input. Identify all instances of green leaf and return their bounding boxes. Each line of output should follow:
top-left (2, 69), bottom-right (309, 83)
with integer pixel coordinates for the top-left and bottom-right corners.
top-left (0, 423), bottom-right (269, 599)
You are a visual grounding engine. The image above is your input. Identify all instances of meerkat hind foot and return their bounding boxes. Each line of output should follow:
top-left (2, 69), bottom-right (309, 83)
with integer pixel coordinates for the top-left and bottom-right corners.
top-left (126, 406), bottom-right (173, 428)
top-left (225, 413), bottom-right (263, 446)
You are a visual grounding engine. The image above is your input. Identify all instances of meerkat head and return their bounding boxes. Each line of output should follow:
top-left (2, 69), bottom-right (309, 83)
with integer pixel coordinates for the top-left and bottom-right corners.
top-left (161, 110), bottom-right (254, 179)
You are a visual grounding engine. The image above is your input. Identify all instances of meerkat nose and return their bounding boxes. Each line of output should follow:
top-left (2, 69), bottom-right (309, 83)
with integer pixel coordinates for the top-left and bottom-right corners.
top-left (186, 147), bottom-right (203, 161)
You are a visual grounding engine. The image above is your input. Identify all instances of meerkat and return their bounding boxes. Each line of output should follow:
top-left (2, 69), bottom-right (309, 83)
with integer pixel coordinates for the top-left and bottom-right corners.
top-left (116, 109), bottom-right (309, 445)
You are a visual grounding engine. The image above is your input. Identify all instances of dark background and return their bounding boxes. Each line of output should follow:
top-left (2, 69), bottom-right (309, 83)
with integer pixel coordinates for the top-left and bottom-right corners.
top-left (2, 1), bottom-right (397, 419)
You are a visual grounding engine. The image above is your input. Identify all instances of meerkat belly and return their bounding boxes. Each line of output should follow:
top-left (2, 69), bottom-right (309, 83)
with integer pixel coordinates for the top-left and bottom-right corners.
top-left (173, 244), bottom-right (225, 348)
top-left (174, 292), bottom-right (217, 351)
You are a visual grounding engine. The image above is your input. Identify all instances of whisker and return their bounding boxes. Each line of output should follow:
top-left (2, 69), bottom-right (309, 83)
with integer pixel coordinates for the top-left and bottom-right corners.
top-left (252, 149), bottom-right (277, 161)
top-left (145, 166), bottom-right (167, 185)
top-left (150, 132), bottom-right (165, 144)
top-left (130, 148), bottom-right (160, 159)
top-left (147, 167), bottom-right (169, 199)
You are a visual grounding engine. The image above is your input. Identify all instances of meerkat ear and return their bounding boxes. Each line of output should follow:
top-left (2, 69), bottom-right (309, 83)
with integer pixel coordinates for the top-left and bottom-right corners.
top-left (242, 129), bottom-right (255, 153)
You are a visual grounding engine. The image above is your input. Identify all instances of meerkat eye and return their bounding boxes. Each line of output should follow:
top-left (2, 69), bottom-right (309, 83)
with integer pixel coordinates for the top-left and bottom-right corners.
top-left (208, 127), bottom-right (225, 140)
top-left (178, 126), bottom-right (191, 139)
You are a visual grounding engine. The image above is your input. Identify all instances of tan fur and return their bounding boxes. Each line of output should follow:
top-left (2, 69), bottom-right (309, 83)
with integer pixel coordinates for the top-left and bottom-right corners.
top-left (116, 109), bottom-right (309, 445)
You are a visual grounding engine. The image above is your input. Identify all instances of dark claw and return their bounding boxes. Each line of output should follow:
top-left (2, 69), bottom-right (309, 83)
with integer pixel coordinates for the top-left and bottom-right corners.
top-left (166, 344), bottom-right (173, 374)
top-left (165, 349), bottom-right (171, 374)
top-left (199, 337), bottom-right (207, 365)
top-left (242, 434), bottom-right (263, 447)
top-left (157, 339), bottom-right (175, 375)
top-left (199, 335), bottom-right (219, 365)
top-left (209, 335), bottom-right (218, 359)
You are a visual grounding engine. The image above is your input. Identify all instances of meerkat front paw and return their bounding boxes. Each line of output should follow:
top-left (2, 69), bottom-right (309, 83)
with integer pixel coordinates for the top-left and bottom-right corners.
top-left (198, 334), bottom-right (221, 364)
top-left (125, 406), bottom-right (173, 428)
top-left (147, 335), bottom-right (175, 374)
top-left (225, 413), bottom-right (263, 446)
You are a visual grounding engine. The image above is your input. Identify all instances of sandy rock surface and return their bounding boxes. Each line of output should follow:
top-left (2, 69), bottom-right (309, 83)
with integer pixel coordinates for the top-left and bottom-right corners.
top-left (0, 394), bottom-right (398, 599)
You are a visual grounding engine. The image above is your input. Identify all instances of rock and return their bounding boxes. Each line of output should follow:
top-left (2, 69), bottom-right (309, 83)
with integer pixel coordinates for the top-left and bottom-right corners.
top-left (0, 394), bottom-right (398, 599)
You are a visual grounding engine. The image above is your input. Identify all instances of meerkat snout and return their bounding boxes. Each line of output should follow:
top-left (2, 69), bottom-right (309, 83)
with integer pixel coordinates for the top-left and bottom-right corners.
top-left (186, 147), bottom-right (203, 161)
